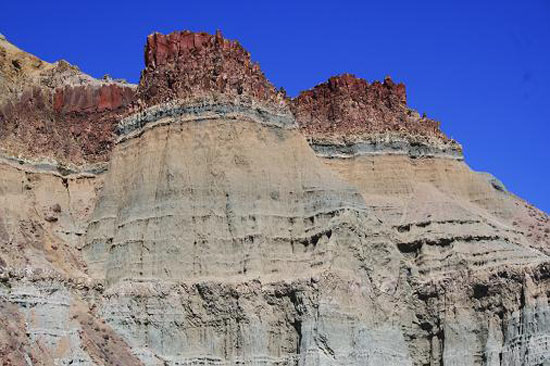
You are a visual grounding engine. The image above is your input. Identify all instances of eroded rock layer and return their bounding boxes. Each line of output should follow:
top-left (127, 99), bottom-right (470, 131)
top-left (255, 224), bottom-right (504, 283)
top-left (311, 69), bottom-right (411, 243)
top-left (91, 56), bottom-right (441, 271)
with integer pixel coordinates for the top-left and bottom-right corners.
top-left (0, 36), bottom-right (136, 164)
top-left (291, 74), bottom-right (462, 158)
top-left (0, 30), bottom-right (548, 366)
top-left (293, 73), bottom-right (550, 365)
top-left (138, 30), bottom-right (287, 111)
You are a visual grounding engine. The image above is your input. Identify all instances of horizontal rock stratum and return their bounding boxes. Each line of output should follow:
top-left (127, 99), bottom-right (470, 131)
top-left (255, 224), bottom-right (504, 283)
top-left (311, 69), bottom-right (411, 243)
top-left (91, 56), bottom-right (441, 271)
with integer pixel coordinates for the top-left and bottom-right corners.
top-left (0, 30), bottom-right (549, 366)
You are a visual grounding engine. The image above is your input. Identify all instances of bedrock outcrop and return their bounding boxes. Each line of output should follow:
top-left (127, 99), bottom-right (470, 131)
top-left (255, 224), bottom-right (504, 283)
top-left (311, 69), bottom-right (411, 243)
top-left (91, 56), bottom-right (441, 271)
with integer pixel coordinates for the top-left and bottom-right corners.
top-left (292, 73), bottom-right (550, 365)
top-left (0, 30), bottom-right (548, 366)
top-left (291, 74), bottom-right (462, 159)
top-left (82, 30), bottom-right (413, 365)
top-left (0, 36), bottom-right (136, 164)
top-left (138, 30), bottom-right (287, 111)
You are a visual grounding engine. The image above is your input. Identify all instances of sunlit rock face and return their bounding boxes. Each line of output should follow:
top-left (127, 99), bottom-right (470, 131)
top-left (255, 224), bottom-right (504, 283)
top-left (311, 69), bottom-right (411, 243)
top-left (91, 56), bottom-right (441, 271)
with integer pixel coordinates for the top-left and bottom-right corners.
top-left (0, 30), bottom-right (549, 366)
top-left (138, 30), bottom-right (288, 110)
top-left (292, 73), bottom-right (550, 366)
top-left (84, 30), bottom-right (369, 285)
top-left (82, 30), bottom-right (413, 365)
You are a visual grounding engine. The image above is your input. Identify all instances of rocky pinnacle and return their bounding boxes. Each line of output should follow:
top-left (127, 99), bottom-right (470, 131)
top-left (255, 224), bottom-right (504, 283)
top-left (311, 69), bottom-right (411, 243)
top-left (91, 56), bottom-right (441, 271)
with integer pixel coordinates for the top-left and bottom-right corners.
top-left (137, 30), bottom-right (287, 109)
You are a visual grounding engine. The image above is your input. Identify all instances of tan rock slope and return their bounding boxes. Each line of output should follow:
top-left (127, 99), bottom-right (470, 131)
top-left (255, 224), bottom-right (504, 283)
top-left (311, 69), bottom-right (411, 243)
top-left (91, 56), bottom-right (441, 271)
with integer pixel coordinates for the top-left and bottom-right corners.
top-left (0, 30), bottom-right (549, 366)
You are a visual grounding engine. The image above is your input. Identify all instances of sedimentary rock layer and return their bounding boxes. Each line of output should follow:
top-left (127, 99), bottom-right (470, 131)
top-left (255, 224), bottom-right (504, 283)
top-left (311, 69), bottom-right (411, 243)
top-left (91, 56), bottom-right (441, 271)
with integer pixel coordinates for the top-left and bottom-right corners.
top-left (292, 72), bottom-right (550, 365)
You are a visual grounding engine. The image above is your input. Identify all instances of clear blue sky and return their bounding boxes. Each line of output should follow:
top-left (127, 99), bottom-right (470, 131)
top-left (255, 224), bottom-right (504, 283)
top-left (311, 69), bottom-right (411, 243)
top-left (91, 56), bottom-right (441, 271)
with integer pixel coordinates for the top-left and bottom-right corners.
top-left (1, 0), bottom-right (549, 212)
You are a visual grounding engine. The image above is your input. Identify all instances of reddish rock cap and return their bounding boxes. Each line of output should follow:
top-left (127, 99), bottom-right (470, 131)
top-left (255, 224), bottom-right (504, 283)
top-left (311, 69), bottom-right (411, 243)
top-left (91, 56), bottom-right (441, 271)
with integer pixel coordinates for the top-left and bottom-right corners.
top-left (138, 30), bottom-right (285, 108)
top-left (291, 73), bottom-right (448, 140)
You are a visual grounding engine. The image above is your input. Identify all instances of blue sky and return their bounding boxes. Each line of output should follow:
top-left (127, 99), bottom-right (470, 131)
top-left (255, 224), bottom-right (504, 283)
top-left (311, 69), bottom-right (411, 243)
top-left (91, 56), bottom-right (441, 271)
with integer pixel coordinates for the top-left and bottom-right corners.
top-left (1, 0), bottom-right (549, 212)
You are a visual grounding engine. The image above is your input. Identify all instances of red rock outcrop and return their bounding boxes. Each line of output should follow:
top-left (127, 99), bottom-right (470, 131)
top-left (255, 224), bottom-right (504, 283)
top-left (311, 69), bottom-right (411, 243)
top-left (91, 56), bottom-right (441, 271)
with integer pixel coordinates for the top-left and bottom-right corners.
top-left (291, 73), bottom-right (448, 141)
top-left (1, 85), bottom-right (135, 164)
top-left (0, 37), bottom-right (136, 164)
top-left (0, 83), bottom-right (135, 164)
top-left (0, 29), bottom-right (292, 165)
top-left (52, 84), bottom-right (135, 114)
top-left (137, 30), bottom-right (286, 108)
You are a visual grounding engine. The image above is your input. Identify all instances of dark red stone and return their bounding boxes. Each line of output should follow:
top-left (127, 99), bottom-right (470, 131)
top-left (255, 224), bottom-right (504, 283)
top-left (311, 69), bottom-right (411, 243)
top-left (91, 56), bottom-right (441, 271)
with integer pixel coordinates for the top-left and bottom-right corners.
top-left (0, 82), bottom-right (136, 164)
top-left (138, 30), bottom-right (284, 108)
top-left (291, 73), bottom-right (447, 140)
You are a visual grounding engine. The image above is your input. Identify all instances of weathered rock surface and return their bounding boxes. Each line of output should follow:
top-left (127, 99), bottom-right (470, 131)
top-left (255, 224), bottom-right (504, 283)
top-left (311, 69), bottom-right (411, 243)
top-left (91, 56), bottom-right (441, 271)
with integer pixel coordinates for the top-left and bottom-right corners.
top-left (138, 30), bottom-right (287, 111)
top-left (0, 30), bottom-right (548, 366)
top-left (291, 74), bottom-right (462, 158)
top-left (0, 36), bottom-right (136, 164)
top-left (292, 74), bottom-right (550, 365)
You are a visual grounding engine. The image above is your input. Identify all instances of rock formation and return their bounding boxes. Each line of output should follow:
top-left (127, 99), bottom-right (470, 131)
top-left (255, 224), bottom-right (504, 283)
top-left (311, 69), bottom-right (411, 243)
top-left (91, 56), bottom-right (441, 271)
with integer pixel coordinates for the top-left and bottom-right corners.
top-left (291, 73), bottom-right (461, 159)
top-left (138, 30), bottom-right (287, 109)
top-left (0, 36), bottom-right (136, 165)
top-left (0, 30), bottom-right (548, 366)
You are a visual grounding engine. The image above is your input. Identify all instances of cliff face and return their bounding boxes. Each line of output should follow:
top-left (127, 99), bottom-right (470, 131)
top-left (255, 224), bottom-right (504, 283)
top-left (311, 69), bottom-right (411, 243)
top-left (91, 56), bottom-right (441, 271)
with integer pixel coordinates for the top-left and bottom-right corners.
top-left (292, 72), bottom-right (550, 365)
top-left (84, 31), bottom-right (406, 364)
top-left (0, 30), bottom-right (549, 366)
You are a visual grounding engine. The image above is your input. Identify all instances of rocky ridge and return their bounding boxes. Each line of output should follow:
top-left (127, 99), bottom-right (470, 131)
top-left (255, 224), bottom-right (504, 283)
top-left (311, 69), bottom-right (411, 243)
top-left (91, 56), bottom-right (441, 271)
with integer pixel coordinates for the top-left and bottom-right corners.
top-left (291, 63), bottom-right (550, 365)
top-left (291, 73), bottom-right (462, 158)
top-left (0, 29), bottom-right (548, 366)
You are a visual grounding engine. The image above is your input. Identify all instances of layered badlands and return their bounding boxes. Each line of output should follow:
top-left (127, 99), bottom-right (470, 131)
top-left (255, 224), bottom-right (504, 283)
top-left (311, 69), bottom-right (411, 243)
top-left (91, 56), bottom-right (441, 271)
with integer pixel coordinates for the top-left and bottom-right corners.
top-left (0, 30), bottom-right (549, 366)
